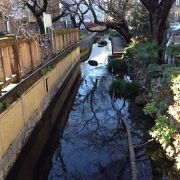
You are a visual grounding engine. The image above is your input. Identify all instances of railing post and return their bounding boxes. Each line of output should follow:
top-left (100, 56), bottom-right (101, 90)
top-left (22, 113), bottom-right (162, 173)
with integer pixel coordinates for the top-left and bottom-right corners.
top-left (0, 49), bottom-right (6, 82)
top-left (13, 40), bottom-right (22, 81)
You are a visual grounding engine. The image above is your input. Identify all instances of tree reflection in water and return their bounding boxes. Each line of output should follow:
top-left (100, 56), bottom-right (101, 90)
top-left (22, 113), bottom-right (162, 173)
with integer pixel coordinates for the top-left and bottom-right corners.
top-left (49, 58), bottom-right (153, 179)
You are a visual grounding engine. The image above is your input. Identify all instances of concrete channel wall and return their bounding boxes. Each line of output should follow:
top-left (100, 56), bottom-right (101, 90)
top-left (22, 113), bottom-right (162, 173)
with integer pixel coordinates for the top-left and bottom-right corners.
top-left (0, 29), bottom-right (80, 179)
top-left (80, 32), bottom-right (97, 61)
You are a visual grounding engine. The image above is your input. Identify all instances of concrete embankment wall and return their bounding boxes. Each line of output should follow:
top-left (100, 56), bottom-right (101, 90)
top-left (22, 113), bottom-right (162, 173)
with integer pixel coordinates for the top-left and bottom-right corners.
top-left (80, 42), bottom-right (93, 61)
top-left (6, 64), bottom-right (81, 180)
top-left (0, 29), bottom-right (80, 179)
top-left (80, 32), bottom-right (97, 61)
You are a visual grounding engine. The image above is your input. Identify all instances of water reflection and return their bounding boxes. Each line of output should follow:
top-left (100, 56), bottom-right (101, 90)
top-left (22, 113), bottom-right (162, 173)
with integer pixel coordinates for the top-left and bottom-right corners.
top-left (48, 38), bottom-right (153, 179)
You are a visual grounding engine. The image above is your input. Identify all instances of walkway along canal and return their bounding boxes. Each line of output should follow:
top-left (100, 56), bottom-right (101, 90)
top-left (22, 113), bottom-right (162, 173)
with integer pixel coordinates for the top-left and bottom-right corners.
top-left (7, 36), bottom-right (177, 180)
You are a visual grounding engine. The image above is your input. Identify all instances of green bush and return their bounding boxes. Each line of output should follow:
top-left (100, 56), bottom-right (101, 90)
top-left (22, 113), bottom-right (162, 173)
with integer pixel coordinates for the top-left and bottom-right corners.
top-left (143, 102), bottom-right (158, 116)
top-left (147, 63), bottom-right (160, 78)
top-left (166, 70), bottom-right (180, 102)
top-left (108, 31), bottom-right (120, 37)
top-left (137, 41), bottom-right (159, 64)
top-left (125, 43), bottom-right (140, 56)
top-left (125, 42), bottom-right (159, 64)
top-left (162, 66), bottom-right (180, 82)
top-left (166, 44), bottom-right (180, 62)
top-left (0, 99), bottom-right (12, 110)
top-left (108, 59), bottom-right (128, 74)
top-left (143, 101), bottom-right (167, 117)
top-left (158, 101), bottom-right (167, 115)
top-left (147, 64), bottom-right (176, 79)
top-left (149, 115), bottom-right (175, 145)
top-left (126, 81), bottom-right (140, 97)
top-left (158, 66), bottom-right (180, 103)
top-left (110, 80), bottom-right (139, 98)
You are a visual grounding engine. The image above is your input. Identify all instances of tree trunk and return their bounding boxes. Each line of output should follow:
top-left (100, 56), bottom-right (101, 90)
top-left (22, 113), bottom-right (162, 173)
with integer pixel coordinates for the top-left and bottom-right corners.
top-left (140, 0), bottom-right (175, 64)
top-left (150, 13), bottom-right (167, 64)
top-left (36, 16), bottom-right (45, 34)
top-left (70, 16), bottom-right (78, 28)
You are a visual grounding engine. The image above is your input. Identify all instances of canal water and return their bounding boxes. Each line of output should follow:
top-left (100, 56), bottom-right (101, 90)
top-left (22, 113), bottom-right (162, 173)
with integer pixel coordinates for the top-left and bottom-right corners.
top-left (7, 37), bottom-right (176, 180)
top-left (47, 38), bottom-right (170, 179)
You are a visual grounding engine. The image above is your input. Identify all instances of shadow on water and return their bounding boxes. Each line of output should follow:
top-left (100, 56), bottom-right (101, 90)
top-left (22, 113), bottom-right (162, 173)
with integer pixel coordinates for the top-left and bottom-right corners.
top-left (7, 37), bottom-right (178, 180)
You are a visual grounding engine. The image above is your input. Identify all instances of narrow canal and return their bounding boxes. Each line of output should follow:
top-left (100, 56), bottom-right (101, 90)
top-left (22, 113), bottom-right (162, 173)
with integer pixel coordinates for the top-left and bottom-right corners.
top-left (7, 36), bottom-right (176, 180)
top-left (46, 37), bottom-right (171, 179)
top-left (47, 37), bottom-right (154, 179)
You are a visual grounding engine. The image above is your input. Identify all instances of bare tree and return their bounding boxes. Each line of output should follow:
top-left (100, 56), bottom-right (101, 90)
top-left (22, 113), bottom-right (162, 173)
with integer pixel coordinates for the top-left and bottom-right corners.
top-left (91, 0), bottom-right (133, 43)
top-left (0, 0), bottom-right (31, 36)
top-left (22, 0), bottom-right (64, 34)
top-left (59, 0), bottom-right (82, 28)
top-left (59, 0), bottom-right (133, 43)
top-left (2, 0), bottom-right (69, 34)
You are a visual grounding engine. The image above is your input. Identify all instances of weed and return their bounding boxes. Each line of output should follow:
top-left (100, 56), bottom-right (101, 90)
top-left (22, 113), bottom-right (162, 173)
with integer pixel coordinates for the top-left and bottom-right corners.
top-left (41, 65), bottom-right (54, 76)
top-left (110, 80), bottom-right (139, 98)
top-left (108, 58), bottom-right (128, 74)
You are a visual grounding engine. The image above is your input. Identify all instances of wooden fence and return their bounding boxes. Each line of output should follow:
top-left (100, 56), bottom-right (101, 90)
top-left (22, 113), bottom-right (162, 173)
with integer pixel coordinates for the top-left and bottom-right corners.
top-left (0, 28), bottom-right (79, 91)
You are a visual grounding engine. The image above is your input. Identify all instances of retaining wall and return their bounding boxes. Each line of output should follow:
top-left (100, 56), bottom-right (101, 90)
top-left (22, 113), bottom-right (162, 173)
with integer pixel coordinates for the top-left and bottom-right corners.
top-left (0, 30), bottom-right (80, 179)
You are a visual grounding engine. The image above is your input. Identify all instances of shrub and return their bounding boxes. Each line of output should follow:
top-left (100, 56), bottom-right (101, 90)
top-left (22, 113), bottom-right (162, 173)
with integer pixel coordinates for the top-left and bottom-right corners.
top-left (159, 66), bottom-right (180, 103)
top-left (143, 102), bottom-right (158, 116)
top-left (143, 101), bottom-right (167, 117)
top-left (162, 66), bottom-right (180, 82)
top-left (125, 43), bottom-right (140, 56)
top-left (149, 115), bottom-right (175, 145)
top-left (158, 101), bottom-right (167, 115)
top-left (125, 41), bottom-right (159, 64)
top-left (165, 44), bottom-right (180, 63)
top-left (126, 81), bottom-right (140, 97)
top-left (147, 64), bottom-right (176, 79)
top-left (0, 99), bottom-right (12, 110)
top-left (110, 80), bottom-right (139, 98)
top-left (137, 41), bottom-right (159, 64)
top-left (147, 63), bottom-right (160, 78)
top-left (108, 59), bottom-right (128, 74)
top-left (166, 70), bottom-right (180, 102)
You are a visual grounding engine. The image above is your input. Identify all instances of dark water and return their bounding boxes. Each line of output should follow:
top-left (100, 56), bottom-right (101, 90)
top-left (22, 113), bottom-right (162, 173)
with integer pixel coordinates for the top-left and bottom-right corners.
top-left (47, 40), bottom-right (169, 180)
top-left (7, 39), bottom-right (177, 180)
